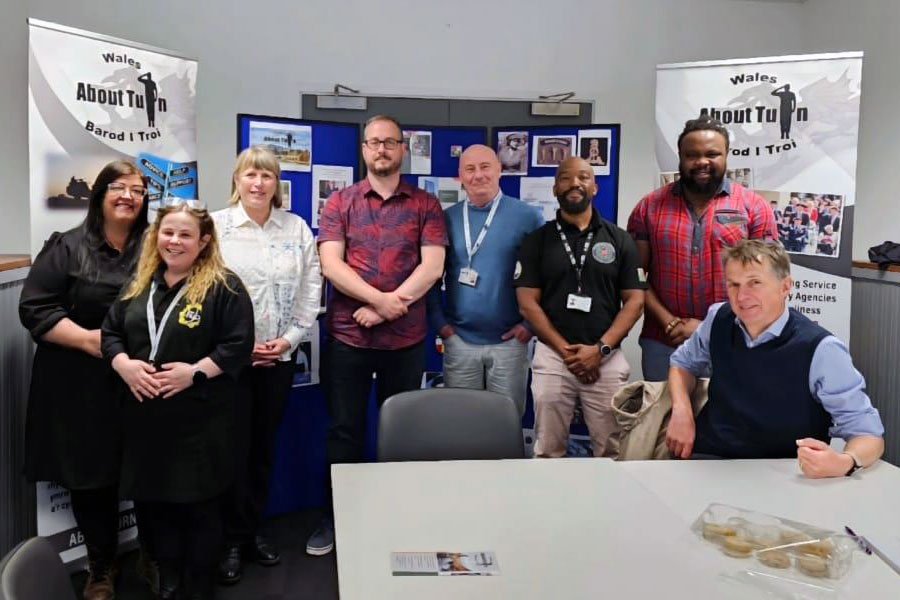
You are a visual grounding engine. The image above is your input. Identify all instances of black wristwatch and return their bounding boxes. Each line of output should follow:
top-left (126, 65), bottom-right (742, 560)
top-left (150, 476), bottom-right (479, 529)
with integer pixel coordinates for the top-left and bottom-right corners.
top-left (597, 343), bottom-right (613, 357)
top-left (192, 366), bottom-right (208, 385)
top-left (843, 452), bottom-right (862, 476)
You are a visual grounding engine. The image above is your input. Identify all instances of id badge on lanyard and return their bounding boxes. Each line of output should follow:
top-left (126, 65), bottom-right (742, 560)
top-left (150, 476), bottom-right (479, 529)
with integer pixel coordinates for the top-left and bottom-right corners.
top-left (146, 280), bottom-right (188, 365)
top-left (556, 221), bottom-right (594, 314)
top-left (566, 293), bottom-right (592, 312)
top-left (461, 197), bottom-right (501, 288)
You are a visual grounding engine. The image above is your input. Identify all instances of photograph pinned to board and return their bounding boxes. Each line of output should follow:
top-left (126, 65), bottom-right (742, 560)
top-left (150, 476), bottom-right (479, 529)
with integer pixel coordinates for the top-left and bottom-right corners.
top-left (292, 321), bottom-right (320, 387)
top-left (418, 176), bottom-right (468, 210)
top-left (532, 135), bottom-right (575, 168)
top-left (519, 176), bottom-right (557, 222)
top-left (248, 121), bottom-right (312, 172)
top-left (658, 171), bottom-right (681, 187)
top-left (726, 167), bottom-right (753, 189)
top-left (401, 130), bottom-right (432, 175)
top-left (450, 145), bottom-right (462, 158)
top-left (311, 165), bottom-right (354, 228)
top-left (496, 131), bottom-right (529, 175)
top-left (577, 129), bottom-right (611, 176)
top-left (759, 189), bottom-right (845, 259)
top-left (279, 180), bottom-right (291, 211)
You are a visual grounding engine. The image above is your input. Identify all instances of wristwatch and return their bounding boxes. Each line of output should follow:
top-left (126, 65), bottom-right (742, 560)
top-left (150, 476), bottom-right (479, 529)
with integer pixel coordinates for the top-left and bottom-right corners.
top-left (192, 365), bottom-right (208, 385)
top-left (843, 451), bottom-right (862, 476)
top-left (597, 342), bottom-right (613, 357)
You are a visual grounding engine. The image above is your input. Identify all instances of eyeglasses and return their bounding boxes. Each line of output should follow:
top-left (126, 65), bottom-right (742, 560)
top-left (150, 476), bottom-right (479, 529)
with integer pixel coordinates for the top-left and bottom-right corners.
top-left (362, 138), bottom-right (403, 150)
top-left (108, 183), bottom-right (147, 197)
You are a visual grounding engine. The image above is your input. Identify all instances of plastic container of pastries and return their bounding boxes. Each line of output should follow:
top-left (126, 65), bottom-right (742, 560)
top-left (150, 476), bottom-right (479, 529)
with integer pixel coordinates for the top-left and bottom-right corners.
top-left (693, 504), bottom-right (861, 582)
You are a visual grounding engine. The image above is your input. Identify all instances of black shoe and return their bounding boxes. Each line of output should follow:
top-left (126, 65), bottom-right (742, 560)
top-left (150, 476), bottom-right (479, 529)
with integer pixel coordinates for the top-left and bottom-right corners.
top-left (136, 549), bottom-right (159, 595)
top-left (217, 544), bottom-right (242, 585)
top-left (251, 535), bottom-right (280, 566)
top-left (157, 562), bottom-right (180, 599)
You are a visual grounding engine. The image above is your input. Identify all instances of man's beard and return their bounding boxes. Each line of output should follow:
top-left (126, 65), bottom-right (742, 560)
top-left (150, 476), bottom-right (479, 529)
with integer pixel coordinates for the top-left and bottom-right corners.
top-left (556, 187), bottom-right (592, 215)
top-left (369, 154), bottom-right (400, 177)
top-left (679, 164), bottom-right (724, 196)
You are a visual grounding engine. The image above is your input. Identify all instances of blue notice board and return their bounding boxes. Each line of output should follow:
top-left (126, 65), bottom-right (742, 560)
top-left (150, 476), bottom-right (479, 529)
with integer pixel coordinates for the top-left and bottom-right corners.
top-left (492, 124), bottom-right (621, 224)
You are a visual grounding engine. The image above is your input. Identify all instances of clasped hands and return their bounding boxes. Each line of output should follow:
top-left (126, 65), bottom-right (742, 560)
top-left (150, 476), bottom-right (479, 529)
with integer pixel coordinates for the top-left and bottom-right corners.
top-left (113, 356), bottom-right (196, 402)
top-left (560, 343), bottom-right (603, 384)
top-left (353, 290), bottom-right (412, 328)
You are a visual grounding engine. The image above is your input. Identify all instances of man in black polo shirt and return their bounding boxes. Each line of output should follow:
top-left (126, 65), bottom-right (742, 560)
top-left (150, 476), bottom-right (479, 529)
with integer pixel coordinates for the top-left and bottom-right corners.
top-left (515, 157), bottom-right (646, 457)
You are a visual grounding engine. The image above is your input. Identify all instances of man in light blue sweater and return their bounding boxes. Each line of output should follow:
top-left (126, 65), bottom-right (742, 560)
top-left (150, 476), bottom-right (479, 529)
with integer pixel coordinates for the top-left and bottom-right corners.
top-left (427, 145), bottom-right (544, 415)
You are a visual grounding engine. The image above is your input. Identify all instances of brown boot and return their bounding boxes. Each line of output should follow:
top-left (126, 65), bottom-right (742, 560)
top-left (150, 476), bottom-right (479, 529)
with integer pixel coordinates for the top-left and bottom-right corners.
top-left (83, 567), bottom-right (116, 600)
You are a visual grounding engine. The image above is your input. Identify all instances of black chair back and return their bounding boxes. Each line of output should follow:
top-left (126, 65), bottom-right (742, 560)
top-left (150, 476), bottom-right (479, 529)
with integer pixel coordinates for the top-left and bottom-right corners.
top-left (0, 537), bottom-right (77, 600)
top-left (378, 388), bottom-right (525, 461)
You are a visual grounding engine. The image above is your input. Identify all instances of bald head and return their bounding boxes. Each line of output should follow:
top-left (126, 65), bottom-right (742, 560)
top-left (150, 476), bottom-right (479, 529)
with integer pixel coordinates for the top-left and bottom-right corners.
top-left (459, 144), bottom-right (501, 206)
top-left (557, 156), bottom-right (592, 175)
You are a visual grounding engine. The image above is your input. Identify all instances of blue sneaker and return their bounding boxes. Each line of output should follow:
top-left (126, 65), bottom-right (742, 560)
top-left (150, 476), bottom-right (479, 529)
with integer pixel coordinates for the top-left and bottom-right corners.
top-left (306, 517), bottom-right (334, 556)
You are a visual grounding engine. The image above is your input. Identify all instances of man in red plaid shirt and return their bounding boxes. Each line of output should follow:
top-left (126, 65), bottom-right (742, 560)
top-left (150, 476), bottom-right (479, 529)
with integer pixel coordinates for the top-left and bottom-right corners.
top-left (627, 116), bottom-right (778, 381)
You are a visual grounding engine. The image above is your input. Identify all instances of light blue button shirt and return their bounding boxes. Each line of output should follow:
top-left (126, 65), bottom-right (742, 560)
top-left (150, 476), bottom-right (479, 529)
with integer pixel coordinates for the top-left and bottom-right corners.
top-left (670, 302), bottom-right (884, 440)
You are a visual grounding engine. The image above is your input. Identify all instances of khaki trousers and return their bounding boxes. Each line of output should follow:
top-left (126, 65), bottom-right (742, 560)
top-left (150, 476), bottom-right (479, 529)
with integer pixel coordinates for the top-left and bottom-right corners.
top-left (531, 341), bottom-right (630, 458)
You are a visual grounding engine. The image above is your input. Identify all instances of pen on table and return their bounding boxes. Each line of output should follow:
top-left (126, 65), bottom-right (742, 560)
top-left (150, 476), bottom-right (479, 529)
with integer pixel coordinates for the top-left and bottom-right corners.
top-left (844, 526), bottom-right (872, 554)
top-left (846, 525), bottom-right (900, 577)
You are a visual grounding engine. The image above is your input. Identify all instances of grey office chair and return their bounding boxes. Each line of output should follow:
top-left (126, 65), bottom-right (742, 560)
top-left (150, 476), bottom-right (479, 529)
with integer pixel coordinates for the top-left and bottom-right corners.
top-left (378, 388), bottom-right (525, 461)
top-left (0, 537), bottom-right (76, 600)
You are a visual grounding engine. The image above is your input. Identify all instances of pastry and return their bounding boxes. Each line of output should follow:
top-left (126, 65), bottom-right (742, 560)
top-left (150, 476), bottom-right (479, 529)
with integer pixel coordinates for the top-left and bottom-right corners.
top-left (779, 529), bottom-right (811, 545)
top-left (797, 554), bottom-right (829, 578)
top-left (722, 536), bottom-right (754, 558)
top-left (797, 539), bottom-right (834, 558)
top-left (757, 549), bottom-right (791, 569)
top-left (703, 523), bottom-right (737, 543)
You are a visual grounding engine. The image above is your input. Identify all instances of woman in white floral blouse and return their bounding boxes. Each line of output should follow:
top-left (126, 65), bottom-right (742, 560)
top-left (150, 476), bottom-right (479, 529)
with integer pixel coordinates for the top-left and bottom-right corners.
top-left (212, 146), bottom-right (321, 585)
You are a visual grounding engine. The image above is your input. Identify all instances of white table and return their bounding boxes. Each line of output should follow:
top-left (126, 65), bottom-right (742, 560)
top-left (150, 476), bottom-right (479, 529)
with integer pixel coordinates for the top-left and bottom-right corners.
top-left (332, 458), bottom-right (900, 599)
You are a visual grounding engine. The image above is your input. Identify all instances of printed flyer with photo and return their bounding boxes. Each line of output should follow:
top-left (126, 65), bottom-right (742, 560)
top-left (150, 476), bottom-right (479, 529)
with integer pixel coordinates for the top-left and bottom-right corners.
top-left (391, 552), bottom-right (499, 576)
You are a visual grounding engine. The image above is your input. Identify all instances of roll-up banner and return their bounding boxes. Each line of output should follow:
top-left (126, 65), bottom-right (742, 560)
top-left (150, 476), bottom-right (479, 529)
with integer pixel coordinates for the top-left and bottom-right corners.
top-left (656, 52), bottom-right (862, 343)
top-left (28, 19), bottom-right (199, 564)
top-left (28, 18), bottom-right (199, 256)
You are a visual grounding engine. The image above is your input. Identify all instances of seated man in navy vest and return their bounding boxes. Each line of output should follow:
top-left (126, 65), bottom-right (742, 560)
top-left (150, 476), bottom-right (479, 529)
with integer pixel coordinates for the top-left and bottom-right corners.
top-left (665, 239), bottom-right (884, 478)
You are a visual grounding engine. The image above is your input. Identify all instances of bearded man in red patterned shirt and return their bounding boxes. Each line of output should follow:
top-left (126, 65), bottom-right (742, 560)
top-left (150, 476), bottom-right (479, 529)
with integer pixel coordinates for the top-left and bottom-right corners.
top-left (310, 115), bottom-right (447, 555)
top-left (627, 115), bottom-right (778, 381)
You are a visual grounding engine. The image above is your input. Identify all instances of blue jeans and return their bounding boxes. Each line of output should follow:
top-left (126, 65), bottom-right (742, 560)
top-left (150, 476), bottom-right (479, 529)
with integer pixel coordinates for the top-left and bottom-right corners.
top-left (639, 337), bottom-right (675, 382)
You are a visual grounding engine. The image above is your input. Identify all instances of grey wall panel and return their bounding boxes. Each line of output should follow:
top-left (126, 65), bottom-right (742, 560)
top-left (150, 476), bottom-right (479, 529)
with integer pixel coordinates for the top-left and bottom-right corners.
top-left (850, 277), bottom-right (900, 466)
top-left (0, 270), bottom-right (36, 557)
top-left (301, 95), bottom-right (593, 129)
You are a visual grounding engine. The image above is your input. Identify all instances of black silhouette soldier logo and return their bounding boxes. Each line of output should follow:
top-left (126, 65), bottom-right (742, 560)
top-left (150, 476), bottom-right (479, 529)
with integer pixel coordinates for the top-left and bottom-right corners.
top-left (771, 84), bottom-right (796, 140)
top-left (137, 72), bottom-right (158, 127)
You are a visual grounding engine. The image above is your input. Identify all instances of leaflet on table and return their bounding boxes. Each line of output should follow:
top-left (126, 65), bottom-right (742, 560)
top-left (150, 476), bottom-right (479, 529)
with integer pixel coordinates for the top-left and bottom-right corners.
top-left (390, 551), bottom-right (499, 576)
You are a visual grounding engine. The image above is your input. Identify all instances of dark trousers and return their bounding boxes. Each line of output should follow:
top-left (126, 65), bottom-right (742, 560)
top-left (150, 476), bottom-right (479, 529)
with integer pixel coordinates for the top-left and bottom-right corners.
top-left (70, 486), bottom-right (119, 572)
top-left (323, 338), bottom-right (425, 511)
top-left (223, 359), bottom-right (295, 544)
top-left (137, 497), bottom-right (223, 595)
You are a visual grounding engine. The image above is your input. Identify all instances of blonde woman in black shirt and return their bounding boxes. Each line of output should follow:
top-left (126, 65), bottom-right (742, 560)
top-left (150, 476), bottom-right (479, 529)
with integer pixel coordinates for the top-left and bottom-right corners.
top-left (102, 204), bottom-right (254, 599)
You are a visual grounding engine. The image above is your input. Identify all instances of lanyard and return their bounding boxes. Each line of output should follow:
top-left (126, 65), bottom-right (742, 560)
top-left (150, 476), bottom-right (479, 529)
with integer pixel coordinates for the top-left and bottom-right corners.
top-left (555, 221), bottom-right (594, 294)
top-left (463, 196), bottom-right (502, 266)
top-left (146, 280), bottom-right (189, 364)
